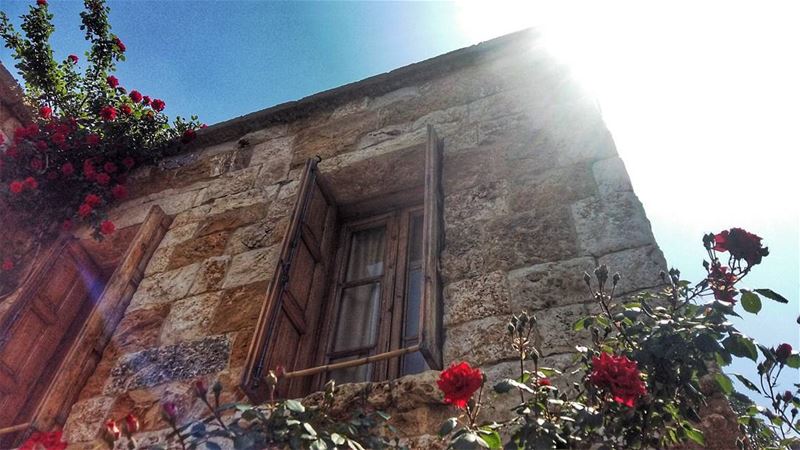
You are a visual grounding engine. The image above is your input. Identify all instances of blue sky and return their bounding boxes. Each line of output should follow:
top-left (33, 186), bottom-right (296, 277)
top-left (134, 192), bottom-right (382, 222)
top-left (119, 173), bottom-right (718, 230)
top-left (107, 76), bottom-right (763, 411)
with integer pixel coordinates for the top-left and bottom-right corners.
top-left (2, 1), bottom-right (798, 393)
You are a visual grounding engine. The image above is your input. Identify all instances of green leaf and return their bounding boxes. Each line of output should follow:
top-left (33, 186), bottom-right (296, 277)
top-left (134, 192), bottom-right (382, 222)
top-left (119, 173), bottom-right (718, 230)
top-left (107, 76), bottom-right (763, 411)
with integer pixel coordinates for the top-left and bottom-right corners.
top-left (303, 422), bottom-right (317, 437)
top-left (754, 289), bottom-right (789, 303)
top-left (330, 433), bottom-right (346, 445)
top-left (309, 439), bottom-right (328, 450)
top-left (786, 354), bottom-right (800, 369)
top-left (494, 379), bottom-right (534, 394)
top-left (740, 291), bottom-right (762, 314)
top-left (439, 417), bottom-right (458, 436)
top-left (685, 428), bottom-right (706, 446)
top-left (723, 335), bottom-right (758, 361)
top-left (733, 373), bottom-right (762, 394)
top-left (715, 373), bottom-right (733, 395)
top-left (284, 399), bottom-right (305, 413)
top-left (573, 317), bottom-right (592, 331)
top-left (478, 431), bottom-right (502, 449)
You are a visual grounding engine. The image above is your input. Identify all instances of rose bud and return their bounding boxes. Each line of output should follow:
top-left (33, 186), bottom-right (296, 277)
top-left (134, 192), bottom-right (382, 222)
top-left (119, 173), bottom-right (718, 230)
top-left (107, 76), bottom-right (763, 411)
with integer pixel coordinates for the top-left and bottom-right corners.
top-left (104, 419), bottom-right (121, 442)
top-left (124, 413), bottom-right (140, 435)
top-left (161, 401), bottom-right (178, 423)
top-left (194, 379), bottom-right (208, 399)
top-left (784, 391), bottom-right (794, 402)
top-left (776, 343), bottom-right (793, 363)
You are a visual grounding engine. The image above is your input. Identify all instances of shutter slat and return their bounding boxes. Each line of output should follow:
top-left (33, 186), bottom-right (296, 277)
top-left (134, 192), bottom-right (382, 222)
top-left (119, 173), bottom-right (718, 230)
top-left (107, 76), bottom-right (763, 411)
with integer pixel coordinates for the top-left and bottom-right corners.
top-left (420, 125), bottom-right (444, 370)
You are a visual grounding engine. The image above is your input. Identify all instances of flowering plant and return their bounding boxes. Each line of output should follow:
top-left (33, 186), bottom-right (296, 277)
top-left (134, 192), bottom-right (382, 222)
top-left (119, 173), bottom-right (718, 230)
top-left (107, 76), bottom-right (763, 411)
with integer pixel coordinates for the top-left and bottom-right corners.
top-left (438, 227), bottom-right (799, 449)
top-left (0, 0), bottom-right (201, 281)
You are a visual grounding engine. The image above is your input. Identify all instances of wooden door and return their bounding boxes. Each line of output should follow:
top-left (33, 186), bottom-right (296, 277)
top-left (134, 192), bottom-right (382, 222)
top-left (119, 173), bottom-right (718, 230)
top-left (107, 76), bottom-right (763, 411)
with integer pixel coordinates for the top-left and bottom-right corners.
top-left (0, 240), bottom-right (103, 429)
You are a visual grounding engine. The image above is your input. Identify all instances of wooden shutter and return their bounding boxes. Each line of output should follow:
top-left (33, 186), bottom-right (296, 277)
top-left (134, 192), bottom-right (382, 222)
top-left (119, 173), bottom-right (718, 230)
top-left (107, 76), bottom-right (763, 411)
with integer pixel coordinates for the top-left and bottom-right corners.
top-left (243, 159), bottom-right (338, 400)
top-left (0, 239), bottom-right (103, 432)
top-left (420, 125), bottom-right (444, 370)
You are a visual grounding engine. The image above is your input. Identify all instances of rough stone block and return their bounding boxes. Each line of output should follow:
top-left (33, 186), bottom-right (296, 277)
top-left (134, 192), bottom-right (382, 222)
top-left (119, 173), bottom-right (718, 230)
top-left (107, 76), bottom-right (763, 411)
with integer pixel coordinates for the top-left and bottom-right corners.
top-left (592, 156), bottom-right (633, 196)
top-left (444, 271), bottom-right (511, 327)
top-left (225, 215), bottom-right (288, 255)
top-left (251, 137), bottom-right (292, 183)
top-left (161, 222), bottom-right (200, 248)
top-left (507, 256), bottom-right (596, 312)
top-left (240, 124), bottom-right (288, 146)
top-left (188, 255), bottom-right (231, 296)
top-left (291, 110), bottom-right (380, 166)
top-left (193, 165), bottom-right (260, 206)
top-left (571, 192), bottom-right (656, 256)
top-left (222, 245), bottom-right (279, 289)
top-left (442, 144), bottom-right (504, 195)
top-left (507, 162), bottom-right (597, 214)
top-left (444, 315), bottom-right (516, 366)
top-left (106, 335), bottom-right (231, 394)
top-left (597, 245), bottom-right (667, 295)
top-left (484, 207), bottom-right (579, 268)
top-left (443, 180), bottom-right (509, 225)
top-left (211, 281), bottom-right (269, 334)
top-left (111, 304), bottom-right (171, 354)
top-left (143, 245), bottom-right (172, 277)
top-left (160, 292), bottom-right (222, 345)
top-left (63, 396), bottom-right (114, 444)
top-left (195, 204), bottom-right (269, 237)
top-left (129, 263), bottom-right (201, 310)
top-left (166, 230), bottom-right (230, 270)
top-left (534, 302), bottom-right (600, 356)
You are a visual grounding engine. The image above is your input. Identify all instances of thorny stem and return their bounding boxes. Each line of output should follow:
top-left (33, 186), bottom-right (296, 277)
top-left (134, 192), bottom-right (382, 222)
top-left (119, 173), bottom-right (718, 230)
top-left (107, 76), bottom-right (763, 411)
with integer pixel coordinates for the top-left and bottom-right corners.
top-left (201, 397), bottom-right (228, 431)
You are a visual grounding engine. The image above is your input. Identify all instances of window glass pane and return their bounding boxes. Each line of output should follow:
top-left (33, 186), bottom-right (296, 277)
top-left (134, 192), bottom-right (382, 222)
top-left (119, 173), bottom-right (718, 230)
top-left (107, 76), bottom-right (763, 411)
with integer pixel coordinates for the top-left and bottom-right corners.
top-left (408, 214), bottom-right (424, 263)
top-left (346, 227), bottom-right (386, 281)
top-left (402, 351), bottom-right (428, 376)
top-left (333, 283), bottom-right (381, 352)
top-left (404, 268), bottom-right (423, 338)
top-left (329, 356), bottom-right (372, 384)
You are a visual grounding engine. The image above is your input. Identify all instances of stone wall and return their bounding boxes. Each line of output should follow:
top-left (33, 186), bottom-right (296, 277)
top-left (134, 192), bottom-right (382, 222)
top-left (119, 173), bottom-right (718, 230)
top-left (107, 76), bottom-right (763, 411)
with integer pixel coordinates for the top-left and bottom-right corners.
top-left (55, 30), bottom-right (668, 448)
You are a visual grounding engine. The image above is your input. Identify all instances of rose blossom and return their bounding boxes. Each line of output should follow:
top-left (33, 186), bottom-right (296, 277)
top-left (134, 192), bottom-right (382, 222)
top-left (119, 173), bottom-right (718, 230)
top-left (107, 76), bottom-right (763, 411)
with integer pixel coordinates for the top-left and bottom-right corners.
top-left (84, 193), bottom-right (101, 206)
top-left (106, 75), bottom-right (119, 88)
top-left (776, 343), bottom-right (793, 363)
top-left (61, 163), bottom-right (75, 176)
top-left (67, 54), bottom-right (79, 64)
top-left (9, 181), bottom-right (23, 194)
top-left (95, 173), bottom-right (111, 185)
top-left (78, 203), bottom-right (93, 218)
top-left (713, 228), bottom-right (770, 266)
top-left (100, 105), bottom-right (117, 121)
top-left (120, 104), bottom-right (132, 115)
top-left (129, 90), bottom-right (143, 103)
top-left (181, 129), bottom-right (196, 144)
top-left (194, 379), bottom-right (208, 399)
top-left (162, 401), bottom-right (178, 422)
top-left (589, 352), bottom-right (647, 407)
top-left (124, 414), bottom-right (140, 435)
top-left (1, 259), bottom-right (13, 271)
top-left (39, 106), bottom-right (52, 119)
top-left (708, 265), bottom-right (737, 303)
top-left (37, 0), bottom-right (47, 5)
top-left (104, 419), bottom-right (121, 441)
top-left (24, 176), bottom-right (37, 189)
top-left (51, 132), bottom-right (66, 145)
top-left (142, 95), bottom-right (151, 106)
top-left (30, 158), bottom-right (43, 171)
top-left (111, 184), bottom-right (128, 199)
top-left (151, 98), bottom-right (165, 111)
top-left (85, 133), bottom-right (101, 146)
top-left (122, 156), bottom-right (135, 169)
top-left (113, 36), bottom-right (126, 52)
top-left (436, 361), bottom-right (483, 408)
top-left (100, 220), bottom-right (115, 235)
top-left (103, 162), bottom-right (117, 173)
top-left (36, 140), bottom-right (48, 151)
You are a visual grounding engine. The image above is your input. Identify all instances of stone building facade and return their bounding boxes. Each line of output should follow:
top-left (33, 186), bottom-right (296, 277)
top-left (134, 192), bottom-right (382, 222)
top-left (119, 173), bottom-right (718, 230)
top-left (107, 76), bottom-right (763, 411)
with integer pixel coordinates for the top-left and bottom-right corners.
top-left (1, 29), bottom-right (675, 448)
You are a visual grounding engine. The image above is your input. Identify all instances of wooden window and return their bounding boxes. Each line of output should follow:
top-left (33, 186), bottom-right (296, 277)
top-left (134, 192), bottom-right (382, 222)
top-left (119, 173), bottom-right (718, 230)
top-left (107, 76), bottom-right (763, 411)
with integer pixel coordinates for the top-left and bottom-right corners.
top-left (0, 206), bottom-right (170, 446)
top-left (243, 125), bottom-right (444, 399)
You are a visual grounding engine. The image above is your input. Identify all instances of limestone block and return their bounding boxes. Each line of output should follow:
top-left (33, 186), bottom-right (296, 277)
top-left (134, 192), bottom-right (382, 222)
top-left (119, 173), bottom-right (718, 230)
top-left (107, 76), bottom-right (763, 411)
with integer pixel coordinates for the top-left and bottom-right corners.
top-left (224, 215), bottom-right (288, 255)
top-left (210, 281), bottom-right (270, 334)
top-left (240, 123), bottom-right (288, 146)
top-left (160, 222), bottom-right (200, 248)
top-left (442, 144), bottom-right (504, 195)
top-left (227, 327), bottom-right (255, 369)
top-left (105, 335), bottom-right (231, 394)
top-left (222, 245), bottom-right (279, 289)
top-left (534, 302), bottom-right (600, 356)
top-left (507, 162), bottom-right (597, 214)
top-left (166, 230), bottom-right (230, 270)
top-left (111, 304), bottom-right (171, 354)
top-left (484, 207), bottom-right (580, 268)
top-left (411, 104), bottom-right (469, 131)
top-left (160, 292), bottom-right (222, 345)
top-left (108, 189), bottom-right (199, 229)
top-left (128, 263), bottom-right (201, 311)
top-left (331, 96), bottom-right (370, 119)
top-left (444, 271), bottom-right (511, 326)
top-left (63, 396), bottom-right (114, 444)
top-left (291, 110), bottom-right (380, 166)
top-left (195, 203), bottom-right (269, 237)
top-left (540, 100), bottom-right (618, 167)
top-left (171, 204), bottom-right (213, 228)
top-left (444, 315), bottom-right (516, 366)
top-left (592, 156), bottom-right (633, 196)
top-left (370, 86), bottom-right (420, 111)
top-left (597, 245), bottom-right (667, 295)
top-left (571, 192), bottom-right (656, 256)
top-left (251, 136), bottom-right (292, 183)
top-left (193, 165), bottom-right (260, 206)
top-left (443, 180), bottom-right (509, 225)
top-left (143, 245), bottom-right (173, 277)
top-left (188, 255), bottom-right (231, 296)
top-left (507, 256), bottom-right (596, 312)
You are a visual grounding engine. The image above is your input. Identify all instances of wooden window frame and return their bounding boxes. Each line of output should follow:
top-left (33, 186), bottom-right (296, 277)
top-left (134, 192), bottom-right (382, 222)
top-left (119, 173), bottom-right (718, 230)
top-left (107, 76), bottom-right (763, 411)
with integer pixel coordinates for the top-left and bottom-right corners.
top-left (0, 206), bottom-right (170, 443)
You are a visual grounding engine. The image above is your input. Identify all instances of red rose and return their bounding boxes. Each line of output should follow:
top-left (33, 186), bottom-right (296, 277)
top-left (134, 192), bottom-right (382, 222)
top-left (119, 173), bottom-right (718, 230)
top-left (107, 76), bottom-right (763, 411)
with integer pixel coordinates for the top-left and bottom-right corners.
top-left (162, 401), bottom-right (178, 422)
top-left (1, 259), bottom-right (13, 271)
top-left (67, 54), bottom-right (79, 64)
top-left (113, 36), bottom-right (126, 53)
top-left (194, 379), bottom-right (208, 398)
top-left (24, 176), bottom-right (38, 189)
top-left (437, 361), bottom-right (483, 408)
top-left (111, 184), bottom-right (127, 199)
top-left (47, 170), bottom-right (58, 180)
top-left (124, 414), bottom-right (140, 435)
top-left (142, 96), bottom-right (151, 106)
top-left (104, 419), bottom-right (120, 441)
top-left (181, 129), bottom-right (196, 144)
top-left (713, 228), bottom-right (769, 266)
top-left (538, 377), bottom-right (552, 387)
top-left (100, 106), bottom-right (117, 121)
top-left (61, 163), bottom-right (74, 176)
top-left (5, 146), bottom-right (19, 159)
top-left (62, 219), bottom-right (73, 230)
top-left (36, 140), bottom-right (48, 151)
top-left (589, 352), bottom-right (647, 408)
top-left (122, 156), bottom-right (135, 169)
top-left (95, 173), bottom-right (111, 185)
top-left (151, 98), bottom-right (165, 111)
top-left (103, 162), bottom-right (117, 173)
top-left (85, 133), bottom-right (101, 146)
top-left (100, 220), bottom-right (116, 235)
top-left (84, 193), bottom-right (101, 206)
top-left (129, 90), bottom-right (143, 103)
top-left (120, 104), bottom-right (132, 115)
top-left (776, 343), bottom-right (793, 363)
top-left (200, 123), bottom-right (208, 129)
top-left (9, 181), bottom-right (23, 194)
top-left (51, 132), bottom-right (66, 145)
top-left (37, 0), bottom-right (47, 5)
top-left (30, 158), bottom-right (43, 171)
top-left (708, 265), bottom-right (737, 303)
top-left (106, 75), bottom-right (119, 88)
top-left (78, 203), bottom-right (93, 218)
top-left (39, 106), bottom-right (52, 119)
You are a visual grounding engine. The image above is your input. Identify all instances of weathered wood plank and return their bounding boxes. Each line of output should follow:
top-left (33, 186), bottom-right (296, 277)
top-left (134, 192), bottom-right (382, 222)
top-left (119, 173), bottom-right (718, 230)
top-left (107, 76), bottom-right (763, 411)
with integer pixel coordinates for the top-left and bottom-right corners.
top-left (420, 125), bottom-right (444, 370)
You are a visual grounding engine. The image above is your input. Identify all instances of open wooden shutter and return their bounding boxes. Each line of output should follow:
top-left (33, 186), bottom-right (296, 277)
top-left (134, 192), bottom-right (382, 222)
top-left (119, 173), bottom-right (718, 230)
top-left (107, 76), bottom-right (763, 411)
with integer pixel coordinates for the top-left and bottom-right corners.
top-left (420, 125), bottom-right (444, 370)
top-left (243, 159), bottom-right (338, 400)
top-left (0, 239), bottom-right (103, 436)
